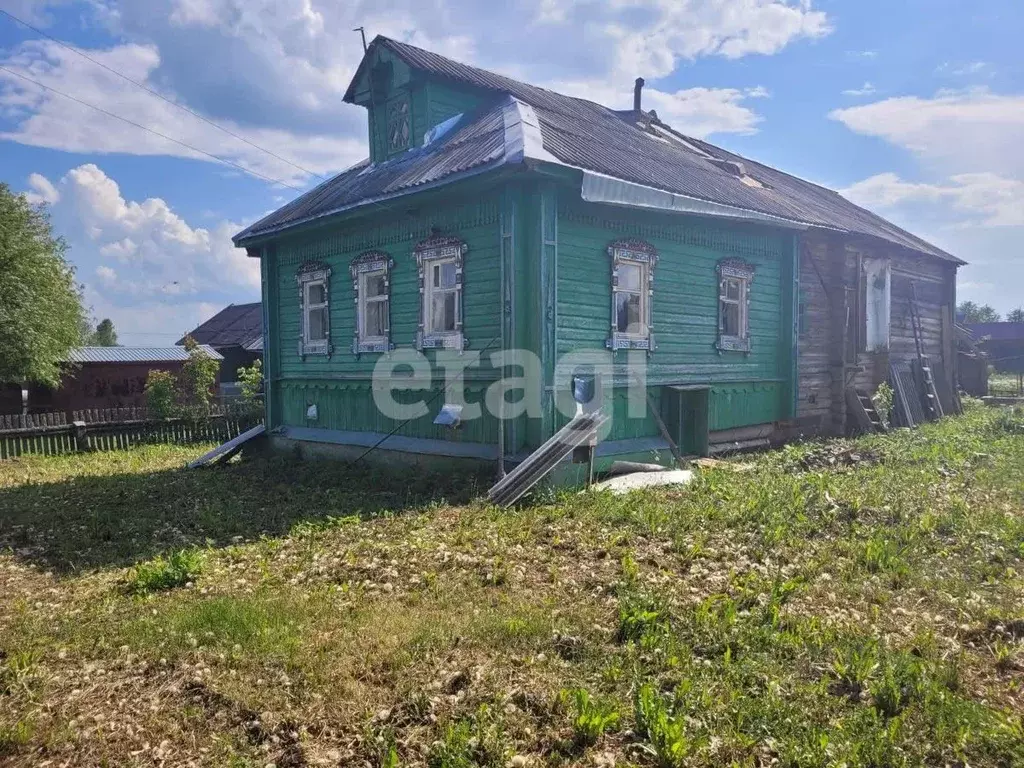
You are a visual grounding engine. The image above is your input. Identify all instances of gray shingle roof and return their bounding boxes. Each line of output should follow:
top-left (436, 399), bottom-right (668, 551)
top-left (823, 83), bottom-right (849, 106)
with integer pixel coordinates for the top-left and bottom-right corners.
top-left (68, 346), bottom-right (223, 364)
top-left (180, 302), bottom-right (264, 349)
top-left (236, 36), bottom-right (961, 264)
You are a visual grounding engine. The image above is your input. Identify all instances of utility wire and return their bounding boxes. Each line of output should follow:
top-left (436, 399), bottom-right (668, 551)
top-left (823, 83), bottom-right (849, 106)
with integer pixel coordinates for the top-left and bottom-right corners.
top-left (0, 64), bottom-right (304, 191)
top-left (0, 7), bottom-right (325, 181)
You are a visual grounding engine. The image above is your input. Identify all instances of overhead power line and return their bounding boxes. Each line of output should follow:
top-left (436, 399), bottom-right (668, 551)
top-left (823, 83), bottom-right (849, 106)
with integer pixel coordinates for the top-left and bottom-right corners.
top-left (0, 7), bottom-right (325, 181)
top-left (0, 64), bottom-right (304, 191)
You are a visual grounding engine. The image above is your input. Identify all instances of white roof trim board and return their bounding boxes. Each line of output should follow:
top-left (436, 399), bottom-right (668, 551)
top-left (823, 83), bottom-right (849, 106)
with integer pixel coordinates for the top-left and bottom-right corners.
top-left (580, 171), bottom-right (810, 231)
top-left (502, 97), bottom-right (560, 165)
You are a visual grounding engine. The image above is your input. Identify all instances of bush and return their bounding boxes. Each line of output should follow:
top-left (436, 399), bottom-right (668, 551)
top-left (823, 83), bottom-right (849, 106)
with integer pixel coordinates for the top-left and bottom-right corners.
top-left (177, 336), bottom-right (219, 416)
top-left (237, 358), bottom-right (263, 403)
top-left (124, 549), bottom-right (204, 594)
top-left (144, 370), bottom-right (177, 418)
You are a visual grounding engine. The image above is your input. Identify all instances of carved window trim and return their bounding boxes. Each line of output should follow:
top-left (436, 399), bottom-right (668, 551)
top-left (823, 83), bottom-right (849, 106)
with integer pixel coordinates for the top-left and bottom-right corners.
top-left (296, 260), bottom-right (332, 358)
top-left (605, 239), bottom-right (658, 352)
top-left (350, 250), bottom-right (394, 354)
top-left (716, 258), bottom-right (755, 353)
top-left (386, 95), bottom-right (411, 154)
top-left (414, 233), bottom-right (468, 351)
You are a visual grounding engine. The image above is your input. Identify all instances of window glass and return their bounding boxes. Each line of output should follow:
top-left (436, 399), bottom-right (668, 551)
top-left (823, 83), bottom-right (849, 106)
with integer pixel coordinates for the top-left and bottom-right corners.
top-left (619, 263), bottom-right (642, 292)
top-left (365, 273), bottom-right (386, 298)
top-left (721, 302), bottom-right (741, 337)
top-left (307, 282), bottom-right (326, 305)
top-left (365, 300), bottom-right (386, 338)
top-left (431, 292), bottom-right (457, 332)
top-left (725, 279), bottom-right (741, 301)
top-left (615, 291), bottom-right (642, 333)
top-left (308, 306), bottom-right (327, 341)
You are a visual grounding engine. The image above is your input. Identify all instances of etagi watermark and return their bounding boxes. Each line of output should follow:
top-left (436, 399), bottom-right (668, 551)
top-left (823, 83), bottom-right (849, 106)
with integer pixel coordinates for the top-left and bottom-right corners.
top-left (369, 348), bottom-right (651, 435)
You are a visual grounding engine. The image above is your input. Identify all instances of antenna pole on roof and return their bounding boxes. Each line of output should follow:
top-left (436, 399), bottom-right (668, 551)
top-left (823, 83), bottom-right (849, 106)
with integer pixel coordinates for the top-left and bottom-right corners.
top-left (354, 26), bottom-right (367, 52)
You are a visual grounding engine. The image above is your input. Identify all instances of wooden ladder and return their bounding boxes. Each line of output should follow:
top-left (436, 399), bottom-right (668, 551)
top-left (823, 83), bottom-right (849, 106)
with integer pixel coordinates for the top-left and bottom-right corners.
top-left (918, 355), bottom-right (944, 420)
top-left (846, 387), bottom-right (887, 434)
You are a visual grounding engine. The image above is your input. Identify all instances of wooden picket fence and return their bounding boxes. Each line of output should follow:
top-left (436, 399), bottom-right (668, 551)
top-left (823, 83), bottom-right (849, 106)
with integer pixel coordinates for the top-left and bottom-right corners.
top-left (0, 405), bottom-right (263, 460)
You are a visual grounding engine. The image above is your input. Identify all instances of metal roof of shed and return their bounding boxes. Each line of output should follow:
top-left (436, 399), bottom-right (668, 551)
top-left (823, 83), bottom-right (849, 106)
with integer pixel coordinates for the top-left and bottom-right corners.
top-left (68, 346), bottom-right (223, 364)
top-left (236, 36), bottom-right (962, 265)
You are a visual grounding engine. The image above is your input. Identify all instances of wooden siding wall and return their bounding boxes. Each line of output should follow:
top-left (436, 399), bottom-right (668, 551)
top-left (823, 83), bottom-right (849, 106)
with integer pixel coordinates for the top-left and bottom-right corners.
top-left (265, 192), bottom-right (502, 443)
top-left (556, 200), bottom-right (793, 439)
top-left (797, 232), bottom-right (956, 435)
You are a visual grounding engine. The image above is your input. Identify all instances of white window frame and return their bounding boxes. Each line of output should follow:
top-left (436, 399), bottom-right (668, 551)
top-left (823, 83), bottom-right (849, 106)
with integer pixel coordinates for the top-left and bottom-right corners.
top-left (350, 250), bottom-right (393, 354)
top-left (296, 261), bottom-right (331, 357)
top-left (716, 259), bottom-right (755, 353)
top-left (414, 233), bottom-right (468, 350)
top-left (606, 239), bottom-right (658, 352)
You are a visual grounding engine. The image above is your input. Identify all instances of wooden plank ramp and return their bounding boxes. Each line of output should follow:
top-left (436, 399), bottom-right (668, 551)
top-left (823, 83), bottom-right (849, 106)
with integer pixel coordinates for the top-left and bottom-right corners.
top-left (187, 425), bottom-right (266, 468)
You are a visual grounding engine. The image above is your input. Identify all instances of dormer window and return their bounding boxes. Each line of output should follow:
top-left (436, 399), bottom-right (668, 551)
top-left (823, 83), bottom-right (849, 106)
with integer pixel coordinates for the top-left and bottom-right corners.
top-left (387, 96), bottom-right (411, 154)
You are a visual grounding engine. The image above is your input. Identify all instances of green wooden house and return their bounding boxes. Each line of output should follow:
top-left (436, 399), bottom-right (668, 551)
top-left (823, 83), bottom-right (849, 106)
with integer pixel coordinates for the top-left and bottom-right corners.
top-left (233, 36), bottom-right (963, 476)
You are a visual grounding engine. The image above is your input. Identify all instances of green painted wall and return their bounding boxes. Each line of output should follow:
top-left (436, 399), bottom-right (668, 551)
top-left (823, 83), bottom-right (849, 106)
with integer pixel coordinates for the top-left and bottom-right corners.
top-left (265, 189), bottom-right (502, 443)
top-left (556, 199), bottom-right (792, 439)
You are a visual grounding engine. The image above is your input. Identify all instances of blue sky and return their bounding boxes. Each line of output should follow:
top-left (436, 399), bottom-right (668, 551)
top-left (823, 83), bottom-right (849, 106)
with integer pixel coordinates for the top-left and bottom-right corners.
top-left (2, 0), bottom-right (1021, 344)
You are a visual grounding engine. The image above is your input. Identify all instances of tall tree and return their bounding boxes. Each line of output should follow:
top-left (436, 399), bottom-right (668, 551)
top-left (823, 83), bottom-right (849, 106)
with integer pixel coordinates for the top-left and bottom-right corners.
top-left (1007, 308), bottom-right (1024, 323)
top-left (957, 301), bottom-right (1002, 323)
top-left (0, 184), bottom-right (86, 386)
top-left (90, 318), bottom-right (118, 346)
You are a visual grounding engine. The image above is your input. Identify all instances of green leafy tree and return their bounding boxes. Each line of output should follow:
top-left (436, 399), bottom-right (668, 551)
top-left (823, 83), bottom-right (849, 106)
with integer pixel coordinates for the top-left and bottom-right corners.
top-left (0, 184), bottom-right (86, 386)
top-left (237, 358), bottom-right (264, 403)
top-left (958, 301), bottom-right (1001, 323)
top-left (90, 318), bottom-right (118, 346)
top-left (1007, 308), bottom-right (1024, 323)
top-left (177, 336), bottom-right (219, 415)
top-left (144, 370), bottom-right (177, 418)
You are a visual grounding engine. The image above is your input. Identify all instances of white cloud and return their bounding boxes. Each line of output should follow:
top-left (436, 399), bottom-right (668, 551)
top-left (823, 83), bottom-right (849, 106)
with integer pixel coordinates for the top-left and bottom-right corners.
top-left (842, 82), bottom-right (876, 97)
top-left (22, 164), bottom-right (259, 343)
top-left (830, 89), bottom-right (1024, 177)
top-left (834, 88), bottom-right (1024, 312)
top-left (937, 61), bottom-right (992, 77)
top-left (551, 78), bottom-right (769, 137)
top-left (1, 0), bottom-right (814, 175)
top-left (23, 172), bottom-right (60, 204)
top-left (0, 40), bottom-right (365, 185)
top-left (842, 172), bottom-right (1024, 228)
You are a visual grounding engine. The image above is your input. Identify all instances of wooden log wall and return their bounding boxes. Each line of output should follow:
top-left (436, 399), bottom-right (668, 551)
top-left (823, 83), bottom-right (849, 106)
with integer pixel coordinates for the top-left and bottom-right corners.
top-left (796, 232), bottom-right (957, 436)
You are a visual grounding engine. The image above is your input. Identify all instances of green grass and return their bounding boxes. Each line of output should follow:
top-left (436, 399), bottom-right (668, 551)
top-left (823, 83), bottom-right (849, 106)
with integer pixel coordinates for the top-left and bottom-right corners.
top-left (2, 406), bottom-right (1024, 766)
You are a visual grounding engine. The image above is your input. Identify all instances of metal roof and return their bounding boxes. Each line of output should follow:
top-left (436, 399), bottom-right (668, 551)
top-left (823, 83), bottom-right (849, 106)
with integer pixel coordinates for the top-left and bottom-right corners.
top-left (180, 302), bottom-right (264, 349)
top-left (68, 346), bottom-right (224, 364)
top-left (964, 323), bottom-right (1024, 343)
top-left (237, 36), bottom-right (962, 264)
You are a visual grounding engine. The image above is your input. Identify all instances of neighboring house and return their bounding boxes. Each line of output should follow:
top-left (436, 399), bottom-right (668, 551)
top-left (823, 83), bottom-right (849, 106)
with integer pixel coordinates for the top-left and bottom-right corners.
top-left (179, 302), bottom-right (263, 384)
top-left (965, 322), bottom-right (1024, 375)
top-left (23, 346), bottom-right (223, 414)
top-left (232, 36), bottom-right (963, 472)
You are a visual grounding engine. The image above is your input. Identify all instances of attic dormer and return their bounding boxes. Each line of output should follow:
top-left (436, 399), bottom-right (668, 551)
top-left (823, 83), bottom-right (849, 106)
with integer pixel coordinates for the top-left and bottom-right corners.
top-left (344, 37), bottom-right (487, 164)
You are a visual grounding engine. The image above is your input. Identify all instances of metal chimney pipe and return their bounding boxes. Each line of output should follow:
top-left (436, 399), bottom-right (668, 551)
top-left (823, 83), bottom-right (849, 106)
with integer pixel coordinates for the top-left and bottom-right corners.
top-left (633, 77), bottom-right (645, 111)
